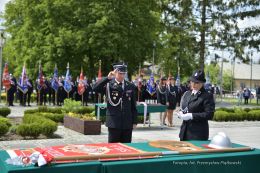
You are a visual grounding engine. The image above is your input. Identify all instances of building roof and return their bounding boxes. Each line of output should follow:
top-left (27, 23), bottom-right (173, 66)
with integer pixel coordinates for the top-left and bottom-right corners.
top-left (222, 62), bottom-right (260, 80)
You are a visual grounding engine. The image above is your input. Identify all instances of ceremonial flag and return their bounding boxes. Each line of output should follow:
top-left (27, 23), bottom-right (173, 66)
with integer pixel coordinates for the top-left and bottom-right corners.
top-left (78, 67), bottom-right (85, 95)
top-left (176, 74), bottom-right (180, 87)
top-left (37, 62), bottom-right (44, 90)
top-left (2, 63), bottom-right (11, 91)
top-left (97, 60), bottom-right (102, 81)
top-left (51, 65), bottom-right (59, 92)
top-left (64, 63), bottom-right (72, 93)
top-left (17, 63), bottom-right (28, 94)
top-left (146, 73), bottom-right (156, 95)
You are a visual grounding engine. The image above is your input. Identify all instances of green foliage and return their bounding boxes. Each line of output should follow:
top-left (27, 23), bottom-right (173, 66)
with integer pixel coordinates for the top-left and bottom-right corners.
top-left (0, 122), bottom-right (9, 136)
top-left (17, 123), bottom-right (42, 138)
top-left (9, 125), bottom-right (18, 134)
top-left (39, 120), bottom-right (58, 137)
top-left (63, 99), bottom-right (82, 113)
top-left (3, 0), bottom-right (160, 79)
top-left (24, 106), bottom-right (63, 115)
top-left (213, 108), bottom-right (260, 121)
top-left (0, 117), bottom-right (12, 127)
top-left (0, 107), bottom-right (11, 117)
top-left (19, 114), bottom-right (58, 138)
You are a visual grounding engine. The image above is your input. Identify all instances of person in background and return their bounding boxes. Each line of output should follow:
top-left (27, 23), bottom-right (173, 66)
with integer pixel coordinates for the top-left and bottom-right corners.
top-left (237, 87), bottom-right (243, 106)
top-left (26, 78), bottom-right (33, 106)
top-left (243, 88), bottom-right (250, 105)
top-left (178, 69), bottom-right (215, 141)
top-left (157, 77), bottom-right (168, 126)
top-left (166, 77), bottom-right (179, 127)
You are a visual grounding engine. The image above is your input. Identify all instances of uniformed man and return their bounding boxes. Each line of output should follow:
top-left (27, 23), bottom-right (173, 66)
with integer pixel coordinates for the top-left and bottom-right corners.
top-left (178, 69), bottom-right (215, 141)
top-left (93, 62), bottom-right (138, 143)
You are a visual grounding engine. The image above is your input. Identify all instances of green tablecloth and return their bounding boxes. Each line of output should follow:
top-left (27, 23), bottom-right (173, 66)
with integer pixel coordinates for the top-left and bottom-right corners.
top-left (1, 141), bottom-right (260, 173)
top-left (103, 141), bottom-right (260, 173)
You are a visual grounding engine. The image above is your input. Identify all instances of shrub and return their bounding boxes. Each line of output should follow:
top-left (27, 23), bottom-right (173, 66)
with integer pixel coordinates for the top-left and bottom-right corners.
top-left (24, 107), bottom-right (63, 115)
top-left (248, 110), bottom-right (260, 121)
top-left (40, 113), bottom-right (64, 123)
top-left (9, 125), bottom-right (18, 134)
top-left (213, 111), bottom-right (229, 121)
top-left (0, 121), bottom-right (9, 136)
top-left (24, 109), bottom-right (39, 114)
top-left (0, 107), bottom-right (11, 117)
top-left (40, 120), bottom-right (57, 137)
top-left (215, 108), bottom-right (234, 113)
top-left (62, 99), bottom-right (82, 113)
top-left (20, 114), bottom-right (58, 137)
top-left (0, 117), bottom-right (12, 127)
top-left (17, 123), bottom-right (41, 138)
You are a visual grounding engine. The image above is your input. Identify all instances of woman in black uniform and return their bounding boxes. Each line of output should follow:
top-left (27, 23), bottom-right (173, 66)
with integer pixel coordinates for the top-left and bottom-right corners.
top-left (178, 70), bottom-right (215, 141)
top-left (157, 77), bottom-right (168, 126)
top-left (167, 77), bottom-right (179, 127)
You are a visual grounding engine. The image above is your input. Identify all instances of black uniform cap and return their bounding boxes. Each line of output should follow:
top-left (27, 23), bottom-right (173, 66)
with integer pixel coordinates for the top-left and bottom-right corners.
top-left (113, 62), bottom-right (127, 73)
top-left (190, 69), bottom-right (206, 83)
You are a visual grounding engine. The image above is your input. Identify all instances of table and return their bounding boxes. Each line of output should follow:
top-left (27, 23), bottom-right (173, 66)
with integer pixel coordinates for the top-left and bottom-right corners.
top-left (1, 141), bottom-right (260, 173)
top-left (95, 103), bottom-right (167, 127)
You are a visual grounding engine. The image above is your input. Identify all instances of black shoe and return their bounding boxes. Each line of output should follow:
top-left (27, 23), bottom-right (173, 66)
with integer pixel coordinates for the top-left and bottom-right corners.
top-left (28, 105), bottom-right (31, 107)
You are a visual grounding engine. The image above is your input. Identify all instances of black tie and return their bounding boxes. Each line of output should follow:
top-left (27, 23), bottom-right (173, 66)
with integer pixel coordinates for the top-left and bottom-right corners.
top-left (118, 82), bottom-right (123, 89)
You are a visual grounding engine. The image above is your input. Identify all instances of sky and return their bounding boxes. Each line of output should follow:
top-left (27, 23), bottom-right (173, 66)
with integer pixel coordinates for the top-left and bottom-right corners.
top-left (0, 0), bottom-right (260, 63)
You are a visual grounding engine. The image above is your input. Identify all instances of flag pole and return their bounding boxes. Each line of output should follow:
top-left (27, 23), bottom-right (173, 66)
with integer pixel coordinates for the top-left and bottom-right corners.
top-left (138, 64), bottom-right (141, 102)
top-left (38, 61), bottom-right (41, 106)
top-left (98, 60), bottom-right (101, 103)
top-left (5, 88), bottom-right (8, 105)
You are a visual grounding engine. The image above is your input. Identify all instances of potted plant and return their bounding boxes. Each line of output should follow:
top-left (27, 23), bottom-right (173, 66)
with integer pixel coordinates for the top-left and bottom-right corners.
top-left (64, 113), bottom-right (101, 135)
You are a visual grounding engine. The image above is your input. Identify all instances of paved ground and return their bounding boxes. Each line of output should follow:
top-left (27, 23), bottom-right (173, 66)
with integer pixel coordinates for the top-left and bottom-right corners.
top-left (0, 102), bottom-right (260, 150)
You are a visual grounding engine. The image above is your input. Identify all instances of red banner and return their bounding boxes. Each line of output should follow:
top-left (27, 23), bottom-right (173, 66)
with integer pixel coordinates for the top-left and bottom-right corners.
top-left (6, 143), bottom-right (146, 163)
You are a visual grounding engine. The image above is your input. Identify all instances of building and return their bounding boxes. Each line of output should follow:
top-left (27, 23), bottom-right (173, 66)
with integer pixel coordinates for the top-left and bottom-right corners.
top-left (222, 62), bottom-right (260, 90)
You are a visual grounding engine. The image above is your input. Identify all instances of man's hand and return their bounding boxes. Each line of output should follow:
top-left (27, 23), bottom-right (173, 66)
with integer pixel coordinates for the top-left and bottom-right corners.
top-left (108, 69), bottom-right (117, 79)
top-left (133, 124), bottom-right (137, 129)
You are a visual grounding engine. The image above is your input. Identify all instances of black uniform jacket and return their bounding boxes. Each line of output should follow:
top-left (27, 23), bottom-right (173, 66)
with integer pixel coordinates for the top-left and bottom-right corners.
top-left (179, 87), bottom-right (215, 141)
top-left (93, 77), bottom-right (138, 129)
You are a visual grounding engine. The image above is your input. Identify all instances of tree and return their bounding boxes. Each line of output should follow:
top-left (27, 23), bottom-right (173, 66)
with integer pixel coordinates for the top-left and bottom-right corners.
top-left (2, 0), bottom-right (160, 80)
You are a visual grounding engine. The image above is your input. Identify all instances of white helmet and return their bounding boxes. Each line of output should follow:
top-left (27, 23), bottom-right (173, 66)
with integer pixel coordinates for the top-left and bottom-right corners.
top-left (208, 132), bottom-right (232, 149)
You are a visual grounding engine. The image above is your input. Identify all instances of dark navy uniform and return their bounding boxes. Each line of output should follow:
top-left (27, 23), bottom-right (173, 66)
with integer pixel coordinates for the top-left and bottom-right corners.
top-left (93, 64), bottom-right (137, 143)
top-left (26, 79), bottom-right (33, 106)
top-left (167, 84), bottom-right (179, 110)
top-left (179, 70), bottom-right (215, 141)
top-left (7, 76), bottom-right (17, 106)
top-left (157, 85), bottom-right (167, 105)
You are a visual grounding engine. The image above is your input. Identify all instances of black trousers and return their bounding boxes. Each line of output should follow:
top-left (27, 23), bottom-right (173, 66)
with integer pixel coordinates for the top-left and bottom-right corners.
top-left (108, 128), bottom-right (133, 143)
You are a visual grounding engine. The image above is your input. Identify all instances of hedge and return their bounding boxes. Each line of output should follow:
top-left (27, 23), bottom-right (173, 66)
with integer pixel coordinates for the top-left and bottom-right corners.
top-left (0, 107), bottom-right (11, 117)
top-left (0, 117), bottom-right (12, 127)
top-left (0, 121), bottom-right (9, 136)
top-left (213, 109), bottom-right (260, 122)
top-left (17, 114), bottom-right (57, 138)
top-left (25, 112), bottom-right (64, 123)
top-left (17, 123), bottom-right (41, 138)
top-left (24, 106), bottom-right (62, 115)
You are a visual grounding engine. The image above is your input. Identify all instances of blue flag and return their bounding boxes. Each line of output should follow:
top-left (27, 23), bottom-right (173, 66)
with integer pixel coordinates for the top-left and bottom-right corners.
top-left (64, 65), bottom-right (72, 93)
top-left (176, 75), bottom-right (181, 87)
top-left (146, 73), bottom-right (156, 95)
top-left (51, 66), bottom-right (59, 92)
top-left (17, 64), bottom-right (28, 94)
